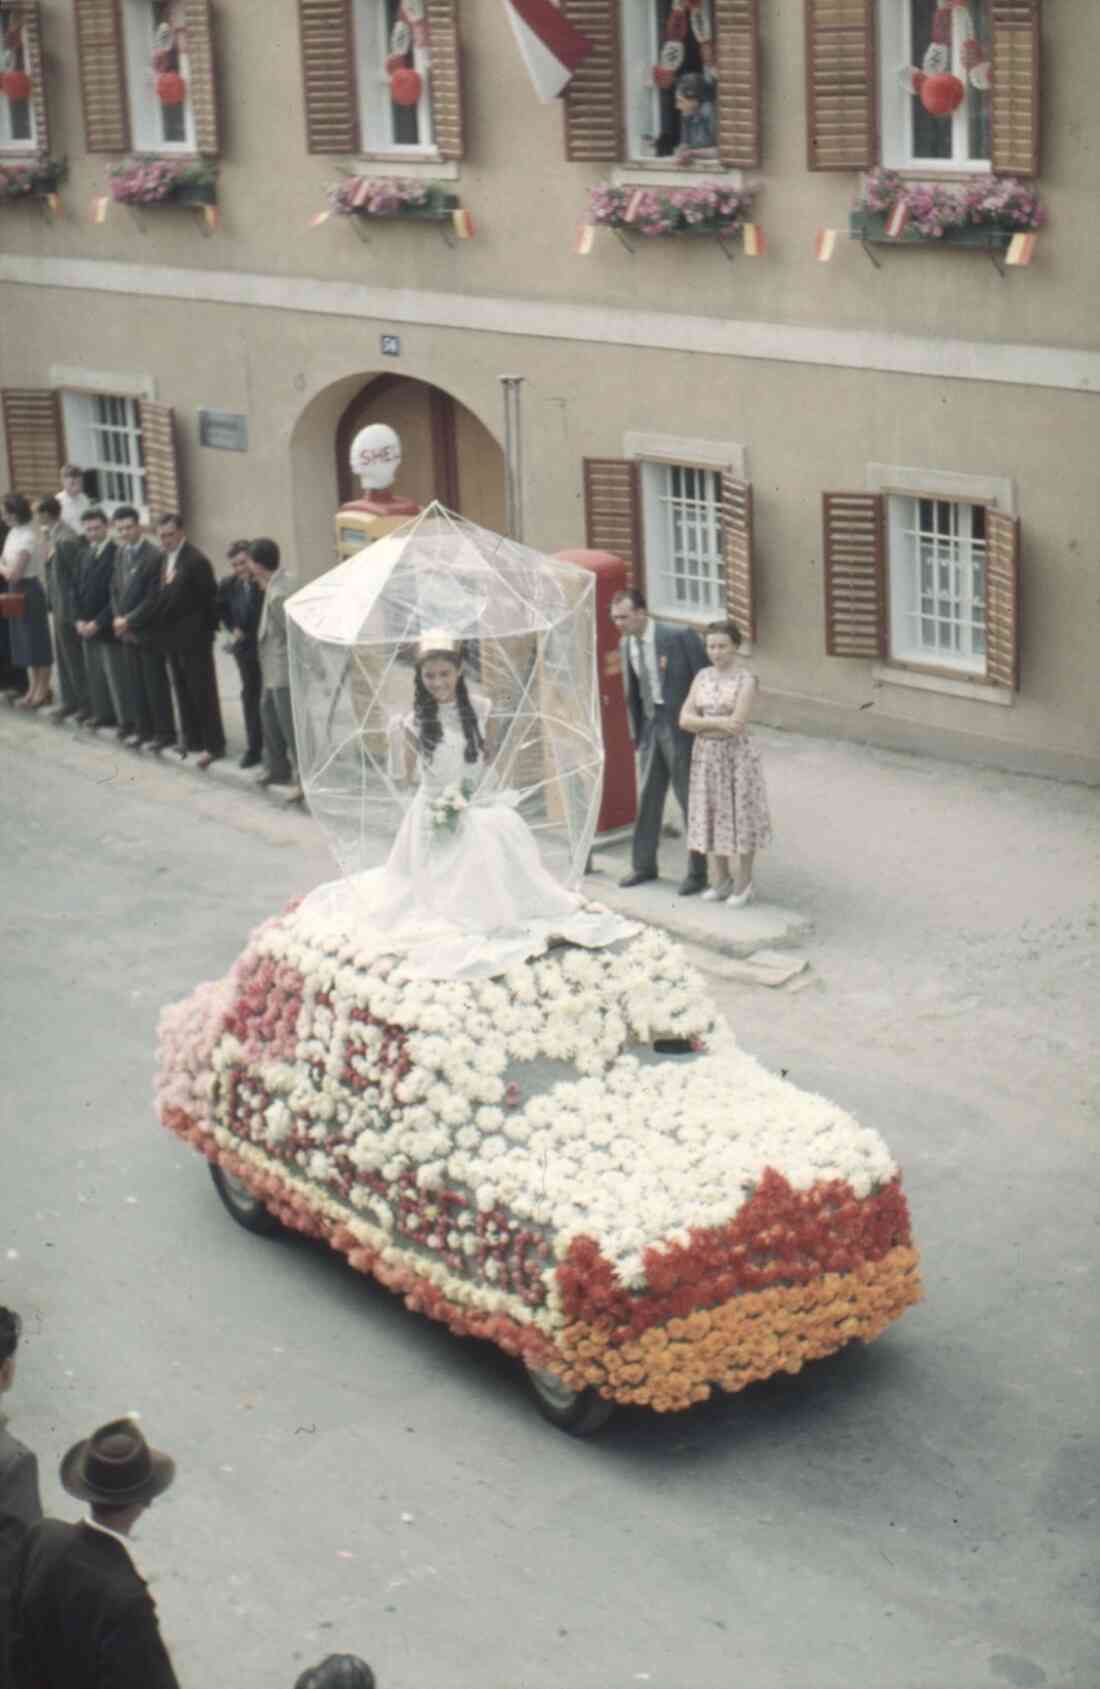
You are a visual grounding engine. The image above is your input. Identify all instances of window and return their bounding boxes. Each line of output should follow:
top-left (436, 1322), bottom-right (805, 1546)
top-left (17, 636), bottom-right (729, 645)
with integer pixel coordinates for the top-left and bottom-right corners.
top-left (641, 462), bottom-right (725, 617)
top-left (353, 0), bottom-right (433, 152)
top-left (562, 0), bottom-right (760, 169)
top-left (887, 497), bottom-right (986, 673)
top-left (121, 0), bottom-right (197, 153)
top-left (61, 393), bottom-right (147, 518)
top-left (0, 2), bottom-right (39, 153)
top-left (582, 446), bottom-right (756, 638)
top-left (822, 476), bottom-right (1020, 692)
top-left (805, 0), bottom-right (1040, 179)
top-left (299, 0), bottom-right (463, 160)
top-left (620, 0), bottom-right (717, 163)
top-left (879, 0), bottom-right (991, 171)
top-left (74, 0), bottom-right (219, 158)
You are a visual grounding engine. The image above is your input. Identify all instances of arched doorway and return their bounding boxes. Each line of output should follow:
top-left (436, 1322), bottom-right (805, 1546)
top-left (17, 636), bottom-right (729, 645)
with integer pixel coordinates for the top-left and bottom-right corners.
top-left (335, 374), bottom-right (506, 532)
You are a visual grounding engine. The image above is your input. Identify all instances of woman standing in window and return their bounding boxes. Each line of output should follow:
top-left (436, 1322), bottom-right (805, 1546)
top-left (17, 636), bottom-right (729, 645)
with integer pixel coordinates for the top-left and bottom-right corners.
top-left (679, 620), bottom-right (771, 907)
top-left (0, 494), bottom-right (53, 708)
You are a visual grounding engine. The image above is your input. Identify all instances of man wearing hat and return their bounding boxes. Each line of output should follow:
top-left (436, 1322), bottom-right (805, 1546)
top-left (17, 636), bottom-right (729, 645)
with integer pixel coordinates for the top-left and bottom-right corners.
top-left (13, 1416), bottom-right (179, 1687)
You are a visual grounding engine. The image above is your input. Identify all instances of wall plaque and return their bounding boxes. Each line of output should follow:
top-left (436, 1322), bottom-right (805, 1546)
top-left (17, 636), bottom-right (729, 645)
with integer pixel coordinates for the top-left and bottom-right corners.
top-left (198, 409), bottom-right (248, 451)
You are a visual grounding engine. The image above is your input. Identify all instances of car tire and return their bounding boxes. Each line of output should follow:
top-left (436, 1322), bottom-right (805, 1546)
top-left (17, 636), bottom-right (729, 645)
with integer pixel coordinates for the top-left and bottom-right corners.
top-left (524, 1365), bottom-right (616, 1436)
top-left (209, 1163), bottom-right (281, 1236)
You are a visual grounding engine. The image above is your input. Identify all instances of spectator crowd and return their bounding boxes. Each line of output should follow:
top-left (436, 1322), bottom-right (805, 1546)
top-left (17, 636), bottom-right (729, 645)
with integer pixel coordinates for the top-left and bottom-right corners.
top-left (0, 1307), bottom-right (376, 1686)
top-left (0, 470), bottom-right (303, 804)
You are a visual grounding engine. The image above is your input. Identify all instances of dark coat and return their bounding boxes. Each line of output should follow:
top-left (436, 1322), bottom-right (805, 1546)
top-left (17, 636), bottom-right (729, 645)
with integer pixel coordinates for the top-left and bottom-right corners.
top-left (75, 541), bottom-right (118, 638)
top-left (215, 573), bottom-right (262, 650)
top-left (0, 1427), bottom-right (41, 1528)
top-left (619, 619), bottom-right (708, 751)
top-left (14, 1519), bottom-right (180, 1689)
top-left (109, 538), bottom-right (164, 627)
top-left (128, 541), bottom-right (219, 646)
top-left (43, 524), bottom-right (82, 622)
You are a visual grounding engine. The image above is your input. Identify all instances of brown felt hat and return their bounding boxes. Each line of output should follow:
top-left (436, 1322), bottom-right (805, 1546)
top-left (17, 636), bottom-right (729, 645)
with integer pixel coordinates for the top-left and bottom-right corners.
top-left (60, 1417), bottom-right (175, 1507)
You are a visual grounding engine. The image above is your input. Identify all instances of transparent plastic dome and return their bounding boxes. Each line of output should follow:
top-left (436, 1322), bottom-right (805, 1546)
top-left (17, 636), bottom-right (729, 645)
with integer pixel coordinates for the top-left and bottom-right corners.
top-left (285, 504), bottom-right (603, 887)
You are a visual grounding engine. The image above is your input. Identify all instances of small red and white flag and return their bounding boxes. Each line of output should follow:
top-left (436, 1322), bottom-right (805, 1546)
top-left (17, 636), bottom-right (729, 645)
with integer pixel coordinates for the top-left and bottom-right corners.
top-left (1005, 231), bottom-right (1037, 267)
top-left (502, 0), bottom-right (593, 102)
top-left (742, 222), bottom-right (766, 257)
top-left (452, 207), bottom-right (475, 239)
top-left (309, 209), bottom-right (332, 227)
top-left (885, 200), bottom-right (910, 239)
top-left (815, 227), bottom-right (838, 262)
top-left (624, 189), bottom-right (646, 225)
top-left (574, 222), bottom-right (595, 256)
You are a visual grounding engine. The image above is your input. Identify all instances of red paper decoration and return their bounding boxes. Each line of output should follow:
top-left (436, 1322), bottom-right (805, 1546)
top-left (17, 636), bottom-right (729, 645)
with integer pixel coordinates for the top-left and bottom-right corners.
top-left (920, 72), bottom-right (965, 117)
top-left (2, 69), bottom-right (31, 101)
top-left (653, 65), bottom-right (676, 90)
top-left (155, 70), bottom-right (187, 106)
top-left (384, 52), bottom-right (408, 76)
top-left (389, 66), bottom-right (422, 107)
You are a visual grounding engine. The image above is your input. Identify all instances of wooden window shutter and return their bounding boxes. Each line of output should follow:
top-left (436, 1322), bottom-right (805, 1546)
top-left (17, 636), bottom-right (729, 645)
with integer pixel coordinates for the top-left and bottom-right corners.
top-left (722, 472), bottom-right (754, 642)
top-left (805, 0), bottom-right (876, 171)
top-left (991, 1), bottom-right (1040, 178)
top-left (183, 0), bottom-right (221, 156)
top-left (715, 0), bottom-right (760, 169)
top-left (822, 491), bottom-right (885, 658)
top-left (19, 2), bottom-right (51, 157)
top-left (426, 0), bottom-right (464, 160)
top-left (1, 389), bottom-right (64, 497)
top-left (562, 0), bottom-right (622, 163)
top-left (139, 401), bottom-right (182, 522)
top-left (984, 510), bottom-right (1021, 690)
top-left (299, 0), bottom-right (359, 155)
top-left (74, 0), bottom-right (130, 154)
top-left (583, 459), bottom-right (642, 584)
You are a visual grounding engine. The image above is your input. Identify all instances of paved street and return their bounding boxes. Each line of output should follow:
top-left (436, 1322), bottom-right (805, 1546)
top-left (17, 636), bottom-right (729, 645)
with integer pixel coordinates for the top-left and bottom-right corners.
top-left (1, 702), bottom-right (1097, 1689)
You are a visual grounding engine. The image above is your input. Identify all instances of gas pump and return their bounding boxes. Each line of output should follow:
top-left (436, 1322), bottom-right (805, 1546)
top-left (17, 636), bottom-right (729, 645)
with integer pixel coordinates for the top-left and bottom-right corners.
top-left (555, 549), bottom-right (637, 836)
top-left (334, 423), bottom-right (421, 561)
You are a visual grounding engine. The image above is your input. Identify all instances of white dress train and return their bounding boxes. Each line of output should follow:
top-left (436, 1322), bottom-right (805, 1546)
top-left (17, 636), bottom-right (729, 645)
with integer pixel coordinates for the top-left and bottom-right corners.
top-left (300, 695), bottom-right (635, 978)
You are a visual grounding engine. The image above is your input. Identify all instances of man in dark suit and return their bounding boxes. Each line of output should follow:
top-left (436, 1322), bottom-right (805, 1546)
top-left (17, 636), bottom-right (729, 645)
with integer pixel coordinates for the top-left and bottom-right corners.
top-left (216, 539), bottom-right (264, 768)
top-left (121, 514), bottom-right (226, 766)
top-left (611, 587), bottom-right (708, 894)
top-left (73, 509), bottom-right (119, 731)
top-left (34, 497), bottom-right (90, 723)
top-left (107, 507), bottom-right (174, 749)
top-left (0, 1308), bottom-right (41, 1528)
top-left (13, 1416), bottom-right (180, 1688)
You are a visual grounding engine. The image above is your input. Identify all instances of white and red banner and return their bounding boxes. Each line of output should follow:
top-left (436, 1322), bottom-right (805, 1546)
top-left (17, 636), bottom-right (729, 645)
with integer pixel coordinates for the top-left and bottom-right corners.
top-left (502, 0), bottom-right (593, 102)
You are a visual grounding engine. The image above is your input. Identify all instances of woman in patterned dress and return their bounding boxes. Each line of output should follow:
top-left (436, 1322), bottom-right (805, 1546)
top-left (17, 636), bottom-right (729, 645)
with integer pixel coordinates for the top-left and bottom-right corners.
top-left (679, 620), bottom-right (771, 907)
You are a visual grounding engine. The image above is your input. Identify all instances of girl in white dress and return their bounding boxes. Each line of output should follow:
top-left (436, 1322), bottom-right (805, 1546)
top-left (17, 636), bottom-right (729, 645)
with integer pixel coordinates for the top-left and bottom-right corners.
top-left (302, 633), bottom-right (632, 978)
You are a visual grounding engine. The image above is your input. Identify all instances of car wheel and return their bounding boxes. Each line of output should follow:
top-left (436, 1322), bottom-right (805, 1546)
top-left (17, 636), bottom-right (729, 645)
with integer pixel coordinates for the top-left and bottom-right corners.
top-left (525, 1365), bottom-right (616, 1435)
top-left (209, 1163), bottom-right (281, 1236)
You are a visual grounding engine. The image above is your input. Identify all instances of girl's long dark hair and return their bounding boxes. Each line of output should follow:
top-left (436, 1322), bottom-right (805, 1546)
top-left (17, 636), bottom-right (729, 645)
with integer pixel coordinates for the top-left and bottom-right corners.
top-left (413, 656), bottom-right (485, 767)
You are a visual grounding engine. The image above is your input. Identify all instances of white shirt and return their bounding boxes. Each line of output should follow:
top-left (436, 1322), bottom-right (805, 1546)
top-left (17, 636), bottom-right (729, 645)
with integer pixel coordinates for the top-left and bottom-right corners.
top-left (164, 543), bottom-right (184, 584)
top-left (629, 620), bottom-right (663, 705)
top-left (59, 489), bottom-right (90, 530)
top-left (1, 522), bottom-right (44, 583)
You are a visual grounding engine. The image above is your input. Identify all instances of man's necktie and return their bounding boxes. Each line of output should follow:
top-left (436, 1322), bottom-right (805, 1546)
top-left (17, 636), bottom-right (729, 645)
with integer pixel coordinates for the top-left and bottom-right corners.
top-left (636, 636), bottom-right (655, 719)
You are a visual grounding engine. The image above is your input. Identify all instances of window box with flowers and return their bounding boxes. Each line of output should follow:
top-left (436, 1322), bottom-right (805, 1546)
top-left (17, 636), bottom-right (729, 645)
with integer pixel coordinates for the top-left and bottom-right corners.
top-left (326, 174), bottom-right (460, 222)
top-left (850, 169), bottom-right (1045, 251)
top-left (108, 155), bottom-right (217, 208)
top-left (0, 155), bottom-right (66, 204)
top-left (588, 180), bottom-right (755, 241)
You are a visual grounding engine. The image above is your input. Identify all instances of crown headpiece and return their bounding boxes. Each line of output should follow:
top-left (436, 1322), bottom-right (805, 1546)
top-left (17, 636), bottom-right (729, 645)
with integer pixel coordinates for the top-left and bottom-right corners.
top-left (416, 628), bottom-right (463, 661)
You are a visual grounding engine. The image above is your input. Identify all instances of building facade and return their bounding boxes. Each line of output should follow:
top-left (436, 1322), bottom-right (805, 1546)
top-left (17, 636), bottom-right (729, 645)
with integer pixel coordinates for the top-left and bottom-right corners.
top-left (1, 0), bottom-right (1096, 781)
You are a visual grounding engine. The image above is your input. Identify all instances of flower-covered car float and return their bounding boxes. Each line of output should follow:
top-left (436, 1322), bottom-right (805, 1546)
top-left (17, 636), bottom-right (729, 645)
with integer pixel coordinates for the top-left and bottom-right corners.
top-left (157, 912), bottom-right (921, 1434)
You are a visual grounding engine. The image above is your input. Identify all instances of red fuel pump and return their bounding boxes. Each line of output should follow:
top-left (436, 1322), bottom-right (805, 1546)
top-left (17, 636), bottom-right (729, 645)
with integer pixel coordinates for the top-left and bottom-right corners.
top-left (555, 549), bottom-right (636, 835)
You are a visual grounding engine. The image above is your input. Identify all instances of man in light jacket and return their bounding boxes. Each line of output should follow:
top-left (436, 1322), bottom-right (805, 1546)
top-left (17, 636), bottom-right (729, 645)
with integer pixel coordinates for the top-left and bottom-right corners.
top-left (249, 537), bottom-right (303, 803)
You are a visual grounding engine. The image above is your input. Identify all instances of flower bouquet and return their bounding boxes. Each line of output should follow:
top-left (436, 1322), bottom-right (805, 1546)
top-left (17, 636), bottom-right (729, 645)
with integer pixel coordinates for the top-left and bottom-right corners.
top-left (588, 181), bottom-right (754, 238)
top-left (157, 909), bottom-right (921, 1422)
top-left (108, 155), bottom-right (218, 208)
top-left (429, 780), bottom-right (472, 836)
